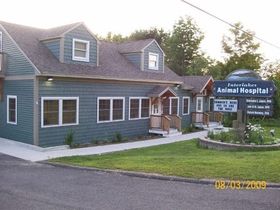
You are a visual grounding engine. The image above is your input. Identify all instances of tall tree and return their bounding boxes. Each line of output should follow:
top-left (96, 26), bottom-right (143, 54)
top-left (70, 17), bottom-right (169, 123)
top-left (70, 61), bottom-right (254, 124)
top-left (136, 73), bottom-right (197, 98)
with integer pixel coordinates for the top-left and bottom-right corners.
top-left (259, 60), bottom-right (280, 118)
top-left (104, 32), bottom-right (127, 43)
top-left (165, 16), bottom-right (204, 76)
top-left (221, 22), bottom-right (263, 78)
top-left (129, 28), bottom-right (169, 47)
top-left (185, 53), bottom-right (214, 76)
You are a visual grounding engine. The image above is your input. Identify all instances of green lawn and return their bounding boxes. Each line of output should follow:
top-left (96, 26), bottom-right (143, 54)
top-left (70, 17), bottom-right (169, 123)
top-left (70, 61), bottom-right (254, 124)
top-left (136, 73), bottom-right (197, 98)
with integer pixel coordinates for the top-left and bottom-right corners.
top-left (51, 140), bottom-right (280, 183)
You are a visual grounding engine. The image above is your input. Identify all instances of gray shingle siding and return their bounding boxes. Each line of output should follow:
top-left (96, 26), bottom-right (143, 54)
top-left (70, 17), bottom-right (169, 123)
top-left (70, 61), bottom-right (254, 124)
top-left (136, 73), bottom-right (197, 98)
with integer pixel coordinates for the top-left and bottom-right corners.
top-left (43, 39), bottom-right (60, 60)
top-left (38, 78), bottom-right (194, 147)
top-left (123, 53), bottom-right (142, 69)
top-left (173, 88), bottom-right (192, 127)
top-left (38, 79), bottom-right (156, 147)
top-left (143, 41), bottom-right (164, 72)
top-left (0, 28), bottom-right (36, 76)
top-left (63, 25), bottom-right (98, 66)
top-left (0, 80), bottom-right (34, 144)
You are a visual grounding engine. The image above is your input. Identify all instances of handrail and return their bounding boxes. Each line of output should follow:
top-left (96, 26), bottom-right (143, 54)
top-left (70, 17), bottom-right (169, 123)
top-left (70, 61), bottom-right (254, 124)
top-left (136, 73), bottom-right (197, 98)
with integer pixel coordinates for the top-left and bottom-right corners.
top-left (167, 114), bottom-right (182, 131)
top-left (162, 115), bottom-right (171, 134)
top-left (206, 112), bottom-right (224, 124)
top-left (150, 114), bottom-right (181, 134)
top-left (192, 112), bottom-right (209, 127)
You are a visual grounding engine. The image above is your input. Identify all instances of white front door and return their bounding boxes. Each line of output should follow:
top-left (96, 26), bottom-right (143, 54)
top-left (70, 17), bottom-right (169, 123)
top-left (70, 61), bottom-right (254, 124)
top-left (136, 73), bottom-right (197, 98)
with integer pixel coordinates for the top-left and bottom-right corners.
top-left (196, 97), bottom-right (203, 122)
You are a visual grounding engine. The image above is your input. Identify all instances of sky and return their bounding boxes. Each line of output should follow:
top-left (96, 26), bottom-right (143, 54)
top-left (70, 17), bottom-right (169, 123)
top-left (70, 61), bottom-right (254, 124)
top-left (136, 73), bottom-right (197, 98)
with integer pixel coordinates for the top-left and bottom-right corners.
top-left (1, 0), bottom-right (280, 62)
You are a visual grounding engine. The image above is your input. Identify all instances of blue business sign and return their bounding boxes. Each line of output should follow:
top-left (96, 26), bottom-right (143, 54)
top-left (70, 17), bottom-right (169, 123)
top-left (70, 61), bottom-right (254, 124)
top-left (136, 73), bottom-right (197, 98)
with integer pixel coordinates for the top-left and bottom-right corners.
top-left (246, 98), bottom-right (273, 116)
top-left (213, 80), bottom-right (276, 97)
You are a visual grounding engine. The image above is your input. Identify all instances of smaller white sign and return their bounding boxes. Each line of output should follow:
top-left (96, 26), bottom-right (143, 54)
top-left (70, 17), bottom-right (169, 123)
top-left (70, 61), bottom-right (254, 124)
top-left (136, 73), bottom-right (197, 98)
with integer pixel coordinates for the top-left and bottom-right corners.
top-left (214, 99), bottom-right (238, 113)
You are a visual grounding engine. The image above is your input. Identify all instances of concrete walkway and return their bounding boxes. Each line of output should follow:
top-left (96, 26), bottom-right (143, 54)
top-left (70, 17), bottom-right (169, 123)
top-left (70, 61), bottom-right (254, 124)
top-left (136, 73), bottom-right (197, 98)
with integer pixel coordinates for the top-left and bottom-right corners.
top-left (0, 131), bottom-right (208, 162)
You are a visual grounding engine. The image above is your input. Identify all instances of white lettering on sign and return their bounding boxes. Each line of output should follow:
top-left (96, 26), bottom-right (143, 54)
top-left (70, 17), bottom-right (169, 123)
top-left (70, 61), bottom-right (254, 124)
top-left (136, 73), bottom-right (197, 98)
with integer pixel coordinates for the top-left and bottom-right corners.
top-left (214, 99), bottom-right (238, 113)
top-left (216, 87), bottom-right (269, 95)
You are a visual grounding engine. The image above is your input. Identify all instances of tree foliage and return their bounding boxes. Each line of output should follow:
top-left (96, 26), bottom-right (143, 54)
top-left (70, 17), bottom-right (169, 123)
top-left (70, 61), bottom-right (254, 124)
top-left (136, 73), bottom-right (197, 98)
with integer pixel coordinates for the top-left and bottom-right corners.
top-left (165, 16), bottom-right (204, 76)
top-left (128, 28), bottom-right (169, 47)
top-left (105, 32), bottom-right (127, 43)
top-left (260, 60), bottom-right (280, 118)
top-left (220, 22), bottom-right (263, 79)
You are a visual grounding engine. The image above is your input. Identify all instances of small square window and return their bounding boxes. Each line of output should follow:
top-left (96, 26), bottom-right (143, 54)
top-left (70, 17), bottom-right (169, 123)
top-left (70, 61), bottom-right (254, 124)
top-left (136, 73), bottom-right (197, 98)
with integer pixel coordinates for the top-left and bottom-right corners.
top-left (72, 39), bottom-right (90, 62)
top-left (148, 53), bottom-right (159, 70)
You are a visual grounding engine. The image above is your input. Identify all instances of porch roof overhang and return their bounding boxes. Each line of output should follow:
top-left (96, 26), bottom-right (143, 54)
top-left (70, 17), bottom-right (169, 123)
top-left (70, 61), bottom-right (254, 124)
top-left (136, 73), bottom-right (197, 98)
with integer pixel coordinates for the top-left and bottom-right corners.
top-left (147, 86), bottom-right (177, 97)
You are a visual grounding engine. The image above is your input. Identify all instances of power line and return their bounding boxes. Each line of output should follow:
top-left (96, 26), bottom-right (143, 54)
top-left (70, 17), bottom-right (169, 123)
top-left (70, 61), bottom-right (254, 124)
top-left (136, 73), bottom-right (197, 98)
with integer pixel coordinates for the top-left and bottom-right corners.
top-left (181, 0), bottom-right (280, 50)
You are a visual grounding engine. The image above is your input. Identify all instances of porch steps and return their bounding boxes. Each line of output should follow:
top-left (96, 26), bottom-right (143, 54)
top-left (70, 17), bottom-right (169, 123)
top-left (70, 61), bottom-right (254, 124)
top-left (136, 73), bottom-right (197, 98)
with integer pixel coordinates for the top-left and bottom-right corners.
top-left (149, 128), bottom-right (182, 137)
top-left (194, 122), bottom-right (223, 130)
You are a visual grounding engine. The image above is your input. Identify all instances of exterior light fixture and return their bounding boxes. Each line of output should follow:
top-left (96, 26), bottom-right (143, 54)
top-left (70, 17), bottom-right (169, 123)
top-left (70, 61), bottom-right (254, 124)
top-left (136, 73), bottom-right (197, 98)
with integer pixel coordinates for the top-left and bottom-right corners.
top-left (47, 77), bottom-right (53, 81)
top-left (174, 84), bottom-right (180, 90)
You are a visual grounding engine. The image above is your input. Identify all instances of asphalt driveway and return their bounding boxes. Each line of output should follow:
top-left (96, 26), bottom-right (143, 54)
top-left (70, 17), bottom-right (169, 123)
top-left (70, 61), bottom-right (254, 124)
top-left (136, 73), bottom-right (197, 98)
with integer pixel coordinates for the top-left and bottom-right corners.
top-left (0, 153), bottom-right (279, 210)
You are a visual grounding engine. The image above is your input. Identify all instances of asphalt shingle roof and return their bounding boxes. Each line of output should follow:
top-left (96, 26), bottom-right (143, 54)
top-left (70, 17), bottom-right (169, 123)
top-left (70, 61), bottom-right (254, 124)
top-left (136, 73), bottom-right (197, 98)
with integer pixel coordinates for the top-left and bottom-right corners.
top-left (118, 39), bottom-right (154, 53)
top-left (182, 75), bottom-right (213, 93)
top-left (0, 21), bottom-right (182, 84)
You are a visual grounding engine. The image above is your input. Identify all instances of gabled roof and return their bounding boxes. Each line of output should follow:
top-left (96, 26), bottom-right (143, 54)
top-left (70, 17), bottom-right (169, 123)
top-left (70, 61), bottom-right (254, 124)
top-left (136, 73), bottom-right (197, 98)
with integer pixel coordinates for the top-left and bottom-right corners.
top-left (147, 86), bottom-right (177, 97)
top-left (0, 21), bottom-right (182, 84)
top-left (117, 39), bottom-right (165, 55)
top-left (40, 22), bottom-right (82, 40)
top-left (182, 75), bottom-right (213, 93)
top-left (118, 39), bottom-right (155, 53)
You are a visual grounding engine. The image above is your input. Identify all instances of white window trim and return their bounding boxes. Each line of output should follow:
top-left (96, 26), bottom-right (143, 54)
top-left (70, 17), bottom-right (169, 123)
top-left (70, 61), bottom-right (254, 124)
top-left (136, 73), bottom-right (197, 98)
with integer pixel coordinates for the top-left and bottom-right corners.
top-left (169, 97), bottom-right (179, 115)
top-left (72, 38), bottom-right (90, 62)
top-left (0, 31), bottom-right (2, 52)
top-left (128, 97), bottom-right (150, 120)
top-left (209, 96), bottom-right (215, 112)
top-left (182, 96), bottom-right (190, 115)
top-left (41, 97), bottom-right (79, 128)
top-left (97, 97), bottom-right (125, 123)
top-left (148, 52), bottom-right (159, 70)
top-left (7, 95), bottom-right (17, 125)
top-left (196, 97), bottom-right (203, 112)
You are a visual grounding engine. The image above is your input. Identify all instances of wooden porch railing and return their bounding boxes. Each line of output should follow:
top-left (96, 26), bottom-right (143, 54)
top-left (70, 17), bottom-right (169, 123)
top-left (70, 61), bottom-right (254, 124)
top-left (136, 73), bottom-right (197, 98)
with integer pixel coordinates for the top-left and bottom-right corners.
top-left (168, 114), bottom-right (182, 131)
top-left (191, 112), bottom-right (209, 127)
top-left (206, 112), bottom-right (224, 124)
top-left (150, 115), bottom-right (181, 134)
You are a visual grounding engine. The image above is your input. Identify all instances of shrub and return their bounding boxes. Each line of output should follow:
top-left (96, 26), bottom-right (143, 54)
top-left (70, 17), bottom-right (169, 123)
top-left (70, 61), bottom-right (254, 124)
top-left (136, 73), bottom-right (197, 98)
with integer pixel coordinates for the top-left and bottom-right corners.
top-left (244, 123), bottom-right (264, 145)
top-left (113, 132), bottom-right (122, 143)
top-left (65, 129), bottom-right (74, 148)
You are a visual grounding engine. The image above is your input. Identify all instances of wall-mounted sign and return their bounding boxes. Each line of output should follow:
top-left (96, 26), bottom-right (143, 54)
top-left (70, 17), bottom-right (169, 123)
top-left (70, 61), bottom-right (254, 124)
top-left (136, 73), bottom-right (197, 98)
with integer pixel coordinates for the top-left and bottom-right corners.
top-left (213, 81), bottom-right (275, 97)
top-left (246, 98), bottom-right (273, 116)
top-left (214, 99), bottom-right (238, 113)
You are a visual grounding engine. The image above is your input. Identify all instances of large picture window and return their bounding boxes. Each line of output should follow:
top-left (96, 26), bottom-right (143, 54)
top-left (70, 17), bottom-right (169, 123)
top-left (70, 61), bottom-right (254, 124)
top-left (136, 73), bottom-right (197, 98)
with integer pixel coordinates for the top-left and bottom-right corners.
top-left (97, 97), bottom-right (125, 123)
top-left (182, 97), bottom-right (190, 115)
top-left (41, 97), bottom-right (79, 128)
top-left (129, 97), bottom-right (150, 120)
top-left (72, 38), bottom-right (90, 62)
top-left (162, 97), bottom-right (179, 115)
top-left (7, 95), bottom-right (17, 124)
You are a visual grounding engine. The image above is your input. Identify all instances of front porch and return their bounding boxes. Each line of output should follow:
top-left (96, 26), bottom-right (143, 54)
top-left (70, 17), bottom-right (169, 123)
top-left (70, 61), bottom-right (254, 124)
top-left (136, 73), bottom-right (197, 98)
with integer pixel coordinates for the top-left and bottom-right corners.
top-left (192, 112), bottom-right (224, 130)
top-left (149, 115), bottom-right (182, 137)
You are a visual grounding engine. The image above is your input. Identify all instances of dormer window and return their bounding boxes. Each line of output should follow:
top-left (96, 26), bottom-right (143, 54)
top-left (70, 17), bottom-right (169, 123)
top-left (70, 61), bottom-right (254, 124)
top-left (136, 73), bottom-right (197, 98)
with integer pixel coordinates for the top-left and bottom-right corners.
top-left (148, 52), bottom-right (159, 70)
top-left (72, 38), bottom-right (90, 62)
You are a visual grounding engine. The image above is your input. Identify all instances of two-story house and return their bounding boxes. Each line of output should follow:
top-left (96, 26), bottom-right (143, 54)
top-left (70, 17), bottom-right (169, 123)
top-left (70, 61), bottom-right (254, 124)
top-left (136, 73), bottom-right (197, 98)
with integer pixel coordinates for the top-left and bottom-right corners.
top-left (0, 21), bottom-right (216, 147)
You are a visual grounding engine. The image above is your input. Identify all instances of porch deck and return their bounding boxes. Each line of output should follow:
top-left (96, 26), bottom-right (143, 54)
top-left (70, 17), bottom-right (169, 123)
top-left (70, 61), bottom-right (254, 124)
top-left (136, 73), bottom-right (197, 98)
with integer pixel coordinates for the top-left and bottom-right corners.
top-left (149, 128), bottom-right (182, 137)
top-left (192, 112), bottom-right (223, 128)
top-left (149, 115), bottom-right (182, 137)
